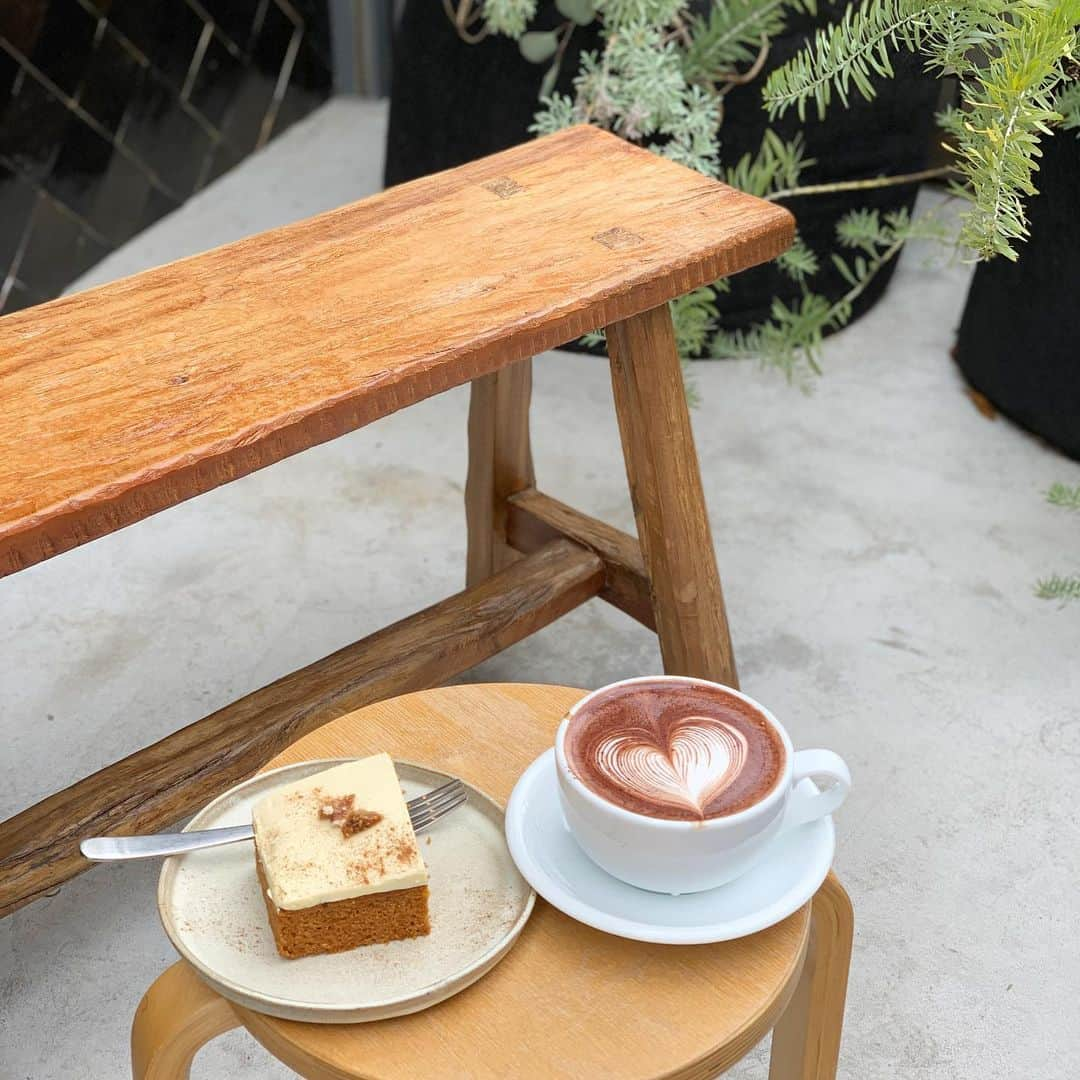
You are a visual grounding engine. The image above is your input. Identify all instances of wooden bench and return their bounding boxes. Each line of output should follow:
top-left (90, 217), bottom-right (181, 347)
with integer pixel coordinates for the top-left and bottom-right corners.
top-left (0, 124), bottom-right (793, 917)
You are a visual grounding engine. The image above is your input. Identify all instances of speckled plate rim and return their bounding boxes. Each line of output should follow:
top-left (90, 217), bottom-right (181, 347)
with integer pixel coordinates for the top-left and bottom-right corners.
top-left (158, 758), bottom-right (536, 1023)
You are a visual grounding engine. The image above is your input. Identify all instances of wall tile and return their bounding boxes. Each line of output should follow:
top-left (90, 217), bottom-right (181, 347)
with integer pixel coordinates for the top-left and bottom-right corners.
top-left (137, 185), bottom-right (182, 234)
top-left (289, 0), bottom-right (332, 71)
top-left (88, 149), bottom-right (153, 245)
top-left (106, 0), bottom-right (207, 93)
top-left (121, 67), bottom-right (212, 198)
top-left (197, 0), bottom-right (264, 58)
top-left (0, 67), bottom-right (70, 181)
top-left (16, 191), bottom-right (108, 296)
top-left (2, 277), bottom-right (46, 313)
top-left (0, 159), bottom-right (36, 275)
top-left (0, 0), bottom-right (331, 315)
top-left (186, 31), bottom-right (244, 130)
top-left (8, 0), bottom-right (99, 98)
top-left (76, 25), bottom-right (143, 137)
top-left (0, 44), bottom-right (18, 115)
top-left (45, 103), bottom-right (114, 219)
top-left (221, 0), bottom-right (300, 156)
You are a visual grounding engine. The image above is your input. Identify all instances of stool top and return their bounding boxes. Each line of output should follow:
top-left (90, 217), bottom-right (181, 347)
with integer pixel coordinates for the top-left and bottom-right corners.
top-left (0, 126), bottom-right (791, 577)
top-left (235, 683), bottom-right (809, 1080)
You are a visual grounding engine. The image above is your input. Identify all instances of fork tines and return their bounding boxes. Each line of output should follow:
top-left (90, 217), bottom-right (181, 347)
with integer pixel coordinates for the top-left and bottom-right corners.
top-left (407, 779), bottom-right (467, 833)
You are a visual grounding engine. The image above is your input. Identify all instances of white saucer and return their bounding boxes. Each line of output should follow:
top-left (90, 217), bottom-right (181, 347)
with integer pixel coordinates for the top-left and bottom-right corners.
top-left (504, 750), bottom-right (834, 945)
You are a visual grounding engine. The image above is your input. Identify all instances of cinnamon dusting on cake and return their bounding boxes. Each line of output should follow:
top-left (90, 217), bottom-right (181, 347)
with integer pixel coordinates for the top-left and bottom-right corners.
top-left (318, 793), bottom-right (382, 837)
top-left (391, 837), bottom-right (415, 864)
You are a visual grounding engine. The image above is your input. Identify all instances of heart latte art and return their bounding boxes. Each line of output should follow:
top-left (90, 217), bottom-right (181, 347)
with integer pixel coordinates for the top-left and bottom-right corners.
top-left (564, 680), bottom-right (785, 820)
top-left (593, 716), bottom-right (750, 818)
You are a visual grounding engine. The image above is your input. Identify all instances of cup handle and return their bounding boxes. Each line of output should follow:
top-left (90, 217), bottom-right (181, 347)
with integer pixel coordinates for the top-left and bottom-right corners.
top-left (784, 748), bottom-right (851, 828)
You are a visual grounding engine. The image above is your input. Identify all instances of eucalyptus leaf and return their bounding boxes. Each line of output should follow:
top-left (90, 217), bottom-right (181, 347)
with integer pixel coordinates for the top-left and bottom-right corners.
top-left (519, 30), bottom-right (559, 63)
top-left (556, 0), bottom-right (596, 25)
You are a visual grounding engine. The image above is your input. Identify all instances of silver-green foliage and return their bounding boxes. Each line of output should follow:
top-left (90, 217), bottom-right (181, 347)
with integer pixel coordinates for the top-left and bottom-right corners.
top-left (534, 27), bottom-right (724, 175)
top-left (482, 0), bottom-right (538, 37)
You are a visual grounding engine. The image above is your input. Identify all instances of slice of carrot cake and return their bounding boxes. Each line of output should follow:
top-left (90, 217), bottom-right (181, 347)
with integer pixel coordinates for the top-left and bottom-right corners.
top-left (251, 753), bottom-right (430, 958)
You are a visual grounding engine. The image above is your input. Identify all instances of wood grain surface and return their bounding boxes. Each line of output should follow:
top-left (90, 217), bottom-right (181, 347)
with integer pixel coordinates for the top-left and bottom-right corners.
top-left (607, 305), bottom-right (739, 686)
top-left (0, 125), bottom-right (793, 576)
top-left (465, 358), bottom-right (534, 586)
top-left (132, 959), bottom-right (239, 1080)
top-left (505, 487), bottom-right (654, 629)
top-left (769, 874), bottom-right (853, 1080)
top-left (229, 684), bottom-right (811, 1079)
top-left (0, 541), bottom-right (602, 917)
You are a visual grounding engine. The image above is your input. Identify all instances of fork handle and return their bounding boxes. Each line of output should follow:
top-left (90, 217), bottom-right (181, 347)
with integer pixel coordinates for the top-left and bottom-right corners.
top-left (81, 825), bottom-right (256, 861)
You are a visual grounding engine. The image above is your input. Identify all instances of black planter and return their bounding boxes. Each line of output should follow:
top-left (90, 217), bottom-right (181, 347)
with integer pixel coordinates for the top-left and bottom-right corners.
top-left (385, 2), bottom-right (939, 340)
top-left (384, 2), bottom-right (600, 184)
top-left (955, 130), bottom-right (1080, 460)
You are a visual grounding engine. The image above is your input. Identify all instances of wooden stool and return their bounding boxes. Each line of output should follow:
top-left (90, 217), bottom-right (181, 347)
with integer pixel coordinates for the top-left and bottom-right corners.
top-left (132, 684), bottom-right (853, 1079)
top-left (0, 125), bottom-right (793, 916)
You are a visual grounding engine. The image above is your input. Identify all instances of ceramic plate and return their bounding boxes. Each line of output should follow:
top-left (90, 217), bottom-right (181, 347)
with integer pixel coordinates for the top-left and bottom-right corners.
top-left (504, 750), bottom-right (834, 945)
top-left (158, 759), bottom-right (534, 1023)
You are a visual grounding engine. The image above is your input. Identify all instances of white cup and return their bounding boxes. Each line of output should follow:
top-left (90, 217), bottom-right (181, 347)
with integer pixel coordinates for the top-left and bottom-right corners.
top-left (555, 676), bottom-right (850, 895)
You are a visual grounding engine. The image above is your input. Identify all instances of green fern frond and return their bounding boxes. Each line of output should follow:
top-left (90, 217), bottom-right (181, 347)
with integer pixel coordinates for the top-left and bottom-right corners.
top-left (765, 0), bottom-right (1080, 260)
top-left (935, 102), bottom-right (966, 142)
top-left (1046, 482), bottom-right (1080, 510)
top-left (670, 286), bottom-right (720, 356)
top-left (711, 204), bottom-right (951, 378)
top-left (835, 206), bottom-right (894, 251)
top-left (762, 0), bottom-right (940, 120)
top-left (919, 3), bottom-right (999, 78)
top-left (683, 0), bottom-right (796, 76)
top-left (1035, 574), bottom-right (1080, 603)
top-left (776, 234), bottom-right (821, 282)
top-left (712, 293), bottom-right (835, 382)
top-left (953, 2), bottom-right (1080, 259)
top-left (724, 130), bottom-right (814, 197)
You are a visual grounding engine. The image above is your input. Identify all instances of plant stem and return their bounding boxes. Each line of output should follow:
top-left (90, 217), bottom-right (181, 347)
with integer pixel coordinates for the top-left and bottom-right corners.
top-left (831, 237), bottom-right (906, 313)
top-left (766, 164), bottom-right (954, 201)
top-left (667, 14), bottom-right (693, 49)
top-left (445, 0), bottom-right (489, 44)
top-left (549, 20), bottom-right (575, 85)
top-left (719, 35), bottom-right (771, 93)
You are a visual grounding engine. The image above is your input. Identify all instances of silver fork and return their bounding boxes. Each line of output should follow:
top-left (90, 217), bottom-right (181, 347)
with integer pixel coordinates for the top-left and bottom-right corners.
top-left (80, 779), bottom-right (467, 862)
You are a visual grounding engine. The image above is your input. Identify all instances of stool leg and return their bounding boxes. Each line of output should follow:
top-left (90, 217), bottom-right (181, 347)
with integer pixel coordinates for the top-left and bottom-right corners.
top-left (465, 358), bottom-right (535, 586)
top-left (768, 872), bottom-right (854, 1080)
top-left (131, 961), bottom-right (240, 1080)
top-left (606, 304), bottom-right (738, 685)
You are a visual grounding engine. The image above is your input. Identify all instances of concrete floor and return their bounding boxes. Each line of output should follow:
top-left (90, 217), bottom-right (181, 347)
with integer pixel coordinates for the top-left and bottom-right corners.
top-left (2, 97), bottom-right (1079, 1079)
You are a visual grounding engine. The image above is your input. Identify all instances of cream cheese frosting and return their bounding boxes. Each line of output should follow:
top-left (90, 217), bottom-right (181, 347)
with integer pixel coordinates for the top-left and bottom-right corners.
top-left (252, 753), bottom-right (428, 911)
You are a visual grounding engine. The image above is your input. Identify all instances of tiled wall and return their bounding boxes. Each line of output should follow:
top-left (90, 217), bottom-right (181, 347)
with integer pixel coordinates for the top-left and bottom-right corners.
top-left (0, 0), bottom-right (332, 316)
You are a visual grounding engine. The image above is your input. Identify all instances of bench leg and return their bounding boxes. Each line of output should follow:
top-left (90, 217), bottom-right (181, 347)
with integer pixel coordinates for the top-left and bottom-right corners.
top-left (131, 961), bottom-right (239, 1079)
top-left (465, 357), bottom-right (535, 585)
top-left (606, 304), bottom-right (738, 686)
top-left (768, 872), bottom-right (854, 1080)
